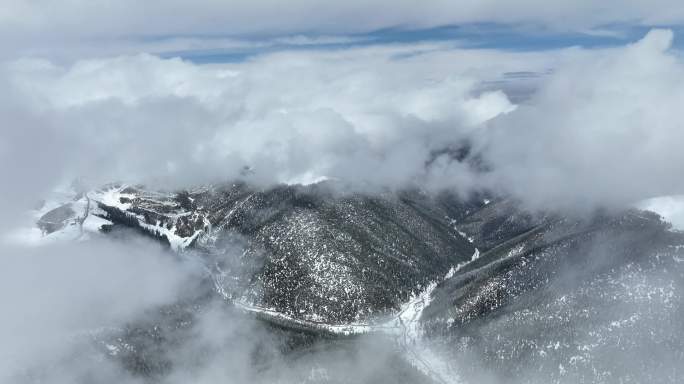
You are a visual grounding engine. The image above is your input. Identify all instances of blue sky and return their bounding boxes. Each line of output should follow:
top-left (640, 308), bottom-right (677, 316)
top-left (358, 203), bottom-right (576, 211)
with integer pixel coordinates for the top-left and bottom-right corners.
top-left (164, 23), bottom-right (684, 64)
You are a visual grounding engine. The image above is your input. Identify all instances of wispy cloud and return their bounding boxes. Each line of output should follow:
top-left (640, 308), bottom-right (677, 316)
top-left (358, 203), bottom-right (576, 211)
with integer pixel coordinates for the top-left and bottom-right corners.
top-left (2, 0), bottom-right (684, 60)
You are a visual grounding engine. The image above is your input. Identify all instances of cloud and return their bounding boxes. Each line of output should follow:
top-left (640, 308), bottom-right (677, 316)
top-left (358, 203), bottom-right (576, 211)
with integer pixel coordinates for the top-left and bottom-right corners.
top-left (3, 30), bottom-right (684, 221)
top-left (1, 43), bottom-right (547, 214)
top-left (638, 195), bottom-right (684, 230)
top-left (2, 1), bottom-right (684, 61)
top-left (2, 1), bottom-right (684, 42)
top-left (0, 236), bottom-right (203, 383)
top-left (476, 29), bottom-right (684, 211)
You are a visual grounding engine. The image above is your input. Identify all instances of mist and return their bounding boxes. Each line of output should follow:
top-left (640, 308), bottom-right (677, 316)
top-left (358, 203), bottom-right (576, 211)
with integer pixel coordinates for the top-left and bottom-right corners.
top-left (0, 237), bottom-right (199, 383)
top-left (0, 231), bottom-right (441, 384)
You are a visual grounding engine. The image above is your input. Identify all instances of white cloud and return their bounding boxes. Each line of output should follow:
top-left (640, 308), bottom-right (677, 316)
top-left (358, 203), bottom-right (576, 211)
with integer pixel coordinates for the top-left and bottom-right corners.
top-left (2, 1), bottom-right (684, 38)
top-left (2, 30), bottom-right (684, 221)
top-left (0, 237), bottom-right (203, 382)
top-left (1, 43), bottom-right (546, 215)
top-left (477, 29), bottom-right (684, 211)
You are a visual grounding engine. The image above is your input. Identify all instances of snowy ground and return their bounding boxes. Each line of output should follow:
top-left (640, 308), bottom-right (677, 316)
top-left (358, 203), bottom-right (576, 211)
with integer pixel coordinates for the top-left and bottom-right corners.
top-left (381, 248), bottom-right (481, 384)
top-left (5, 186), bottom-right (112, 246)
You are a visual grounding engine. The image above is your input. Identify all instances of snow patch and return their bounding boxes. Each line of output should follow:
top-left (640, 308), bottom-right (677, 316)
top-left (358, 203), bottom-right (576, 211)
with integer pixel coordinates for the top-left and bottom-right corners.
top-left (92, 185), bottom-right (135, 210)
top-left (445, 248), bottom-right (480, 279)
top-left (5, 192), bottom-right (111, 246)
top-left (457, 230), bottom-right (474, 243)
top-left (284, 172), bottom-right (331, 186)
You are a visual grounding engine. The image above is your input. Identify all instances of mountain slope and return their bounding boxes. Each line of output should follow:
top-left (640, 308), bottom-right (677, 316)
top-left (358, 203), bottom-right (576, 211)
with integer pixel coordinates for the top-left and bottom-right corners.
top-left (90, 182), bottom-right (478, 324)
top-left (421, 200), bottom-right (684, 382)
top-left (27, 182), bottom-right (684, 383)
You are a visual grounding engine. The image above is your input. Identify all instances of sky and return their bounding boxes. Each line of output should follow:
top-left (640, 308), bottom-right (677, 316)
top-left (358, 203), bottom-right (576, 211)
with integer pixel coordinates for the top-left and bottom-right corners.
top-left (2, 1), bottom-right (684, 61)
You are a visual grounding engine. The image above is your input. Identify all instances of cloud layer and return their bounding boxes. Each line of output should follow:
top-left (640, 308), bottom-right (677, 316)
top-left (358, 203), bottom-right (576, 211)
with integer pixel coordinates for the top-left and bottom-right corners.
top-left (0, 43), bottom-right (549, 209)
top-left (0, 237), bottom-right (203, 383)
top-left (3, 1), bottom-right (684, 40)
top-left (2, 1), bottom-right (684, 61)
top-left (477, 29), bottom-right (684, 210)
top-left (2, 30), bottom-right (684, 219)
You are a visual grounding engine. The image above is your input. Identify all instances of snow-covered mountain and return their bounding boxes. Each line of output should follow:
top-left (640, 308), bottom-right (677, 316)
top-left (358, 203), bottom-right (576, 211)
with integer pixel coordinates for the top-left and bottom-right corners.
top-left (14, 181), bottom-right (684, 383)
